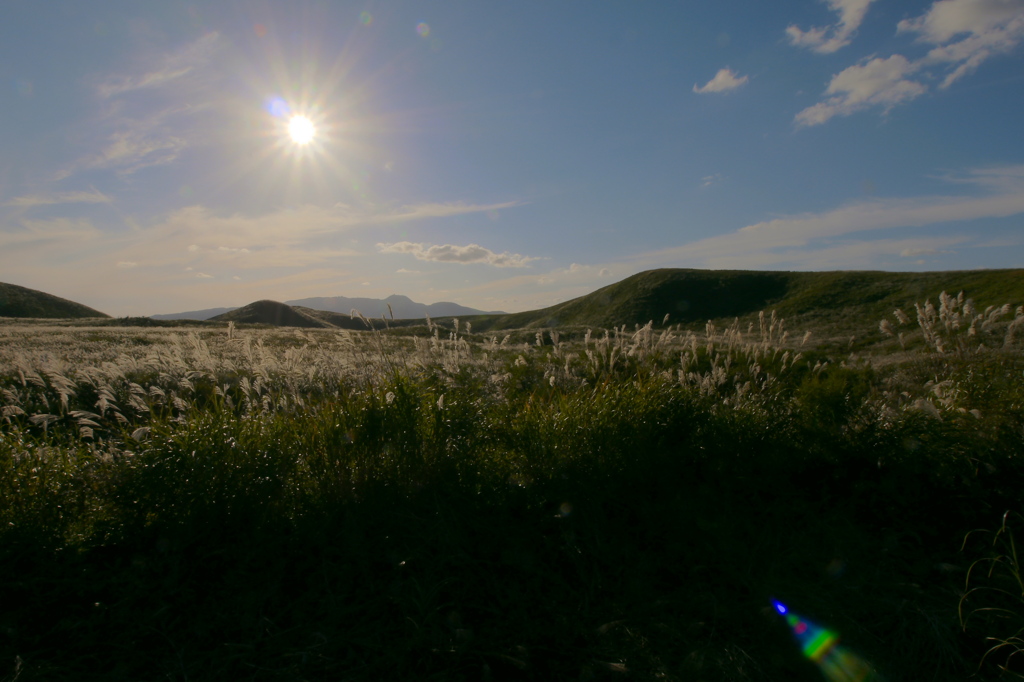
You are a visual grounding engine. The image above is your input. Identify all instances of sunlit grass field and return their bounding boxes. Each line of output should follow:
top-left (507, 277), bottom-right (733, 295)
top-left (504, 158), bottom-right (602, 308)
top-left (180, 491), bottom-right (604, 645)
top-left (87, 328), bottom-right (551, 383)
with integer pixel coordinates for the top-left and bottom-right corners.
top-left (2, 295), bottom-right (1024, 680)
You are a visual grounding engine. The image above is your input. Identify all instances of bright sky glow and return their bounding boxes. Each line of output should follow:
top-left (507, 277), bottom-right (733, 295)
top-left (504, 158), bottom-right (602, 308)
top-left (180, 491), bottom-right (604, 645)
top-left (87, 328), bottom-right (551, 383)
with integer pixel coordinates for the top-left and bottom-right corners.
top-left (2, 1), bottom-right (1023, 316)
top-left (287, 116), bottom-right (315, 145)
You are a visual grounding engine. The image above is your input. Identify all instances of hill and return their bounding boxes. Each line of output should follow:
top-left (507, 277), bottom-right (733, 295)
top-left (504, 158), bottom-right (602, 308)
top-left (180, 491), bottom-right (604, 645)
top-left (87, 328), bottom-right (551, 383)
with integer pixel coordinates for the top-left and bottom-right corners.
top-left (0, 282), bottom-right (109, 319)
top-left (200, 269), bottom-right (1024, 336)
top-left (457, 268), bottom-right (1024, 334)
top-left (285, 294), bottom-right (502, 319)
top-left (210, 301), bottom-right (332, 329)
top-left (207, 301), bottom-right (410, 331)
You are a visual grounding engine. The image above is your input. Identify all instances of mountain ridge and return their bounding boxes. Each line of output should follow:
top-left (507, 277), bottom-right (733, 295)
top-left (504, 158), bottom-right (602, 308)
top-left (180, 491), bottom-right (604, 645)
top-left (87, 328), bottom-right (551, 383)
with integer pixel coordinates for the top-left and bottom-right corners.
top-left (284, 294), bottom-right (503, 319)
top-left (151, 295), bottom-right (502, 321)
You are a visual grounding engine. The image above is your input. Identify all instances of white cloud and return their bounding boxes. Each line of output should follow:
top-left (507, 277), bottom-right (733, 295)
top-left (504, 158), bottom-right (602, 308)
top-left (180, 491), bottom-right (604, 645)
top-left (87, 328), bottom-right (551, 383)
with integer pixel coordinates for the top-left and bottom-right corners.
top-left (787, 0), bottom-right (879, 53)
top-left (5, 190), bottom-right (111, 208)
top-left (700, 174), bottom-right (724, 189)
top-left (797, 0), bottom-right (1024, 125)
top-left (378, 241), bottom-right (539, 267)
top-left (795, 55), bottom-right (926, 126)
top-left (899, 0), bottom-right (1024, 88)
top-left (116, 261), bottom-right (137, 269)
top-left (899, 0), bottom-right (1024, 44)
top-left (693, 68), bottom-right (749, 94)
top-left (196, 272), bottom-right (213, 279)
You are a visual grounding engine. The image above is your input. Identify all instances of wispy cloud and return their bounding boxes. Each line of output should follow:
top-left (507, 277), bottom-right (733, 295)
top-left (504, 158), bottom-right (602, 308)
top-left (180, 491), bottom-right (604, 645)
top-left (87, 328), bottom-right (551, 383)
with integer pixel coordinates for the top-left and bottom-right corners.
top-left (378, 241), bottom-right (540, 267)
top-left (787, 0), bottom-right (879, 54)
top-left (154, 200), bottom-right (517, 262)
top-left (96, 32), bottom-right (221, 99)
top-left (0, 199), bottom-right (523, 310)
top-left (693, 68), bottom-right (749, 94)
top-left (363, 200), bottom-right (520, 224)
top-left (56, 33), bottom-right (223, 180)
top-left (0, 217), bottom-right (102, 249)
top-left (631, 165), bottom-right (1024, 267)
top-left (4, 190), bottom-right (111, 208)
top-left (796, 0), bottom-right (1024, 125)
top-left (899, 247), bottom-right (950, 257)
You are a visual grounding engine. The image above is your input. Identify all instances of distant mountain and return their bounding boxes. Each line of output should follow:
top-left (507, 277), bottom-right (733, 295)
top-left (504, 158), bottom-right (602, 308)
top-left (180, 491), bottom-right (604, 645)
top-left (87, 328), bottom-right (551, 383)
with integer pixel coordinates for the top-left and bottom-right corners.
top-left (151, 307), bottom-right (238, 321)
top-left (285, 294), bottom-right (503, 319)
top-left (0, 282), bottom-right (109, 319)
top-left (210, 301), bottom-right (329, 328)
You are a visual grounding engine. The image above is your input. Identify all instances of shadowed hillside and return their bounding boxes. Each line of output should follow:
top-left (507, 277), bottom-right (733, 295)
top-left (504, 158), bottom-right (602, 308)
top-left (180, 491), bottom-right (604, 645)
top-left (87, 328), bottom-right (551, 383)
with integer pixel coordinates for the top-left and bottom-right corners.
top-left (210, 300), bottom-right (331, 329)
top-left (293, 306), bottom-right (378, 330)
top-left (457, 268), bottom-right (1024, 333)
top-left (0, 282), bottom-right (109, 319)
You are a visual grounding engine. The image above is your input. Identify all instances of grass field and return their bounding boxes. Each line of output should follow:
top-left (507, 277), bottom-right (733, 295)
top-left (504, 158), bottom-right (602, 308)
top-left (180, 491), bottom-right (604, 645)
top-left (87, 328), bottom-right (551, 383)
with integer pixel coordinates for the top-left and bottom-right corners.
top-left (2, 293), bottom-right (1024, 680)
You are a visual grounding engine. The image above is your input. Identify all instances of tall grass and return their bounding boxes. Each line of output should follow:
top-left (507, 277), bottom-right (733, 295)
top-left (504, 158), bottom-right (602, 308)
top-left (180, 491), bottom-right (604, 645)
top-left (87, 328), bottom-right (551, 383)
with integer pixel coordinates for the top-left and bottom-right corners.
top-left (0, 296), bottom-right (1023, 680)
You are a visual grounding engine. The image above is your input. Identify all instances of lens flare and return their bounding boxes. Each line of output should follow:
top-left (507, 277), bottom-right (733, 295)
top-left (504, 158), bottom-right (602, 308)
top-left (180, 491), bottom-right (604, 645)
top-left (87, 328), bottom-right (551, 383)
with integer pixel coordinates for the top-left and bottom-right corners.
top-left (360, 11), bottom-right (373, 25)
top-left (416, 22), bottom-right (430, 37)
top-left (773, 602), bottom-right (880, 681)
top-left (267, 97), bottom-right (290, 118)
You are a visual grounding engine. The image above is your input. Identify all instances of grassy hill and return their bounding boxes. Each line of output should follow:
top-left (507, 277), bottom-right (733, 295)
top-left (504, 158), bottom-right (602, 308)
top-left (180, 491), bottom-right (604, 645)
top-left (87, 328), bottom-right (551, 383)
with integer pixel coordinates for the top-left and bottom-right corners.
top-left (456, 268), bottom-right (1024, 335)
top-left (0, 282), bottom-right (109, 319)
top-left (198, 268), bottom-right (1024, 339)
top-left (210, 300), bottom-right (332, 329)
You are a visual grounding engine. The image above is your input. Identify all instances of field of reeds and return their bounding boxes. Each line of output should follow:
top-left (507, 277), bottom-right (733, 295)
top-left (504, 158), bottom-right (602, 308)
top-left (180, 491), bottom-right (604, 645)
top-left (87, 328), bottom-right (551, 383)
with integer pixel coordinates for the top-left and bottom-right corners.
top-left (2, 293), bottom-right (1024, 681)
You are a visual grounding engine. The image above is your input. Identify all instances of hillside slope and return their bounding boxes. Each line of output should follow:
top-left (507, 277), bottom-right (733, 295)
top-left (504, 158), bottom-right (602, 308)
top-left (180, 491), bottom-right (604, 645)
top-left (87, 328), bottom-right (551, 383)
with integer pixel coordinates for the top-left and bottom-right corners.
top-left (210, 301), bottom-right (330, 329)
top-left (193, 269), bottom-right (1024, 335)
top-left (0, 282), bottom-right (109, 319)
top-left (459, 268), bottom-right (1024, 333)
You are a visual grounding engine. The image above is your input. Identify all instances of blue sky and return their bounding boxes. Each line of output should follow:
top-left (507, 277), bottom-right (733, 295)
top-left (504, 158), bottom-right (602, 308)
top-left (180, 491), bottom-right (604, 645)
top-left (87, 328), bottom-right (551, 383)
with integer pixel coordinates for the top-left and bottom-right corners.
top-left (2, 0), bottom-right (1023, 316)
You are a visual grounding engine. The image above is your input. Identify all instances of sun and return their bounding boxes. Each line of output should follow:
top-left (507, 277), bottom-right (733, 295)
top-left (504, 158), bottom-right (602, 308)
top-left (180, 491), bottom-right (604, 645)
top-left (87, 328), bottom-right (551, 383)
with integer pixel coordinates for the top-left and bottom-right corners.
top-left (287, 115), bottom-right (316, 145)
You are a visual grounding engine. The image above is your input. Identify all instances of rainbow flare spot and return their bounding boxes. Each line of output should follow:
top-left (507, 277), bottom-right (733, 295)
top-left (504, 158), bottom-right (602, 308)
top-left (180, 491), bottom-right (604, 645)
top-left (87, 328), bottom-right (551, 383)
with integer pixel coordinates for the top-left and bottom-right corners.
top-left (267, 97), bottom-right (290, 118)
top-left (773, 602), bottom-right (881, 682)
top-left (416, 22), bottom-right (430, 37)
top-left (360, 11), bottom-right (373, 26)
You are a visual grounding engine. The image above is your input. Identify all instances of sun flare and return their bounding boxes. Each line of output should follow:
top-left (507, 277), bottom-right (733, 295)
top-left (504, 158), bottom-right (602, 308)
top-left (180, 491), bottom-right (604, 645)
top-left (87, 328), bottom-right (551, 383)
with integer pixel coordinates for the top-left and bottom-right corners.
top-left (287, 115), bottom-right (316, 145)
